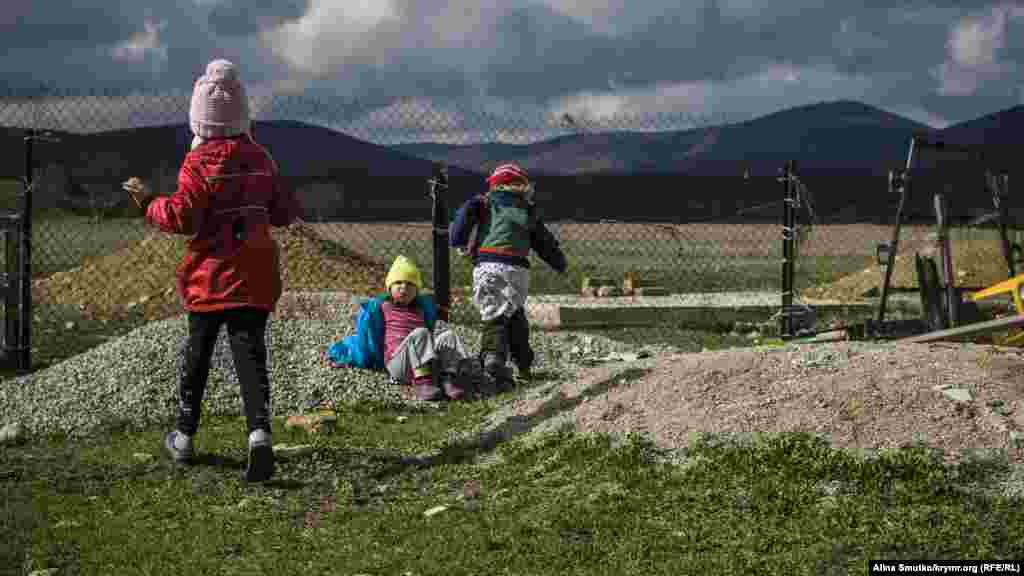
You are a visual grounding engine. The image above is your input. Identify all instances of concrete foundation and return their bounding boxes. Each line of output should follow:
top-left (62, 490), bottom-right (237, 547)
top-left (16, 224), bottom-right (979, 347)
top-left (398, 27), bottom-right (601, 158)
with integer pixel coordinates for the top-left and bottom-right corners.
top-left (522, 292), bottom-right (924, 331)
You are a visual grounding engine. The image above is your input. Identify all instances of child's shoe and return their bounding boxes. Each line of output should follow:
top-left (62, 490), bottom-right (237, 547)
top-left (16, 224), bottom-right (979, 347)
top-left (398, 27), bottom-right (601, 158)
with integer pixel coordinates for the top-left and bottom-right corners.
top-left (483, 353), bottom-right (514, 394)
top-left (244, 429), bottom-right (275, 483)
top-left (413, 376), bottom-right (445, 401)
top-left (164, 430), bottom-right (193, 463)
top-left (439, 370), bottom-right (465, 401)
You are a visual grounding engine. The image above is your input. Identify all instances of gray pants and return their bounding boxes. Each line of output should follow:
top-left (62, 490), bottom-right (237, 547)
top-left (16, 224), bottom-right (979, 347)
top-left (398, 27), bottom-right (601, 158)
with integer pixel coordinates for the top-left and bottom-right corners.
top-left (385, 323), bottom-right (468, 384)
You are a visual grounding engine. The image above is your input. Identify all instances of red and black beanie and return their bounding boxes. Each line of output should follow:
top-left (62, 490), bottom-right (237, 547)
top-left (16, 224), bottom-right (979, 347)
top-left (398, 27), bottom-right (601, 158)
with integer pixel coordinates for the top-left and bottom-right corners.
top-left (486, 163), bottom-right (530, 189)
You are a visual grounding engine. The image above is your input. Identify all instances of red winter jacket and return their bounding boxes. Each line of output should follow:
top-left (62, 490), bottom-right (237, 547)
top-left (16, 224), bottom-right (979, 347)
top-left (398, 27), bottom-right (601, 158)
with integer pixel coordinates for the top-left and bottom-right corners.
top-left (145, 135), bottom-right (301, 313)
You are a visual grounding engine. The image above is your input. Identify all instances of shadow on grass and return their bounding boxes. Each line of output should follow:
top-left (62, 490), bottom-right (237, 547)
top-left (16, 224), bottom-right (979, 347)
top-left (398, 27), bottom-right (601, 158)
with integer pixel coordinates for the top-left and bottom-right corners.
top-left (378, 366), bottom-right (652, 478)
top-left (191, 453), bottom-right (245, 470)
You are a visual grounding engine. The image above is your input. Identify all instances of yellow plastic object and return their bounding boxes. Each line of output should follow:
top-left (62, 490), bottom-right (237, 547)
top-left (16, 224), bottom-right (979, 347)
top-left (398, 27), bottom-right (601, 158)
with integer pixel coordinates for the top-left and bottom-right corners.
top-left (968, 273), bottom-right (1024, 345)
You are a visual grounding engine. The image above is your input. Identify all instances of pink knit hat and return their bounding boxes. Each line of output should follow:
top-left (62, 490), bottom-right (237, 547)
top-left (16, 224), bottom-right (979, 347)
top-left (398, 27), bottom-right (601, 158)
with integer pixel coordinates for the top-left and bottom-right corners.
top-left (189, 59), bottom-right (250, 140)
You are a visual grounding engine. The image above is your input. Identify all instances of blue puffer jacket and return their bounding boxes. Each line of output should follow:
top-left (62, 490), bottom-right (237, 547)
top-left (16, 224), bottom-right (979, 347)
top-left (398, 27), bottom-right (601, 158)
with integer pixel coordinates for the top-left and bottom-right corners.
top-left (326, 292), bottom-right (438, 370)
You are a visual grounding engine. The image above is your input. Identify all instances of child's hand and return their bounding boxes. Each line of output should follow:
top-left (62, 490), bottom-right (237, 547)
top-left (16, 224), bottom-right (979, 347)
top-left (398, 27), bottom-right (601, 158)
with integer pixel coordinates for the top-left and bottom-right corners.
top-left (122, 177), bottom-right (155, 210)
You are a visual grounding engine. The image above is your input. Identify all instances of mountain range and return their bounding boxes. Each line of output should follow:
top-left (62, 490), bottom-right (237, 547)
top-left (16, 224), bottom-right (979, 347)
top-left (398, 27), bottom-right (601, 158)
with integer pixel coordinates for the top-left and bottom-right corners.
top-left (3, 99), bottom-right (1021, 181)
top-left (0, 99), bottom-right (1020, 222)
top-left (395, 100), bottom-right (942, 177)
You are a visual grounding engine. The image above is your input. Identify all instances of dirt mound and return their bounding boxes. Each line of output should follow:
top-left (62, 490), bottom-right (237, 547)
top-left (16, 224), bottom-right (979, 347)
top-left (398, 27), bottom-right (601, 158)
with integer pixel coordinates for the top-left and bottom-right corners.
top-left (32, 221), bottom-right (389, 322)
top-left (804, 238), bottom-right (1013, 302)
top-left (500, 341), bottom-right (1024, 465)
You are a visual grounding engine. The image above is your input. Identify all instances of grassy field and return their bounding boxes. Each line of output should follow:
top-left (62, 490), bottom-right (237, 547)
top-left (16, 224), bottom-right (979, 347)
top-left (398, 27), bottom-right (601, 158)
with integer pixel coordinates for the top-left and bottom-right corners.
top-left (305, 221), bottom-right (914, 296)
top-left (5, 209), bottom-right (1024, 573)
top-left (4, 397), bottom-right (1022, 575)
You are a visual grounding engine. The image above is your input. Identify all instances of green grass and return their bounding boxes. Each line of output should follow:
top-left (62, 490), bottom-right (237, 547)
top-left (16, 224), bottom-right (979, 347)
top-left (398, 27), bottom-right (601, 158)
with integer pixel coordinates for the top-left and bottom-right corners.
top-left (30, 214), bottom-right (150, 277)
top-left (4, 398), bottom-right (1023, 575)
top-left (6, 211), bottom-right (1023, 572)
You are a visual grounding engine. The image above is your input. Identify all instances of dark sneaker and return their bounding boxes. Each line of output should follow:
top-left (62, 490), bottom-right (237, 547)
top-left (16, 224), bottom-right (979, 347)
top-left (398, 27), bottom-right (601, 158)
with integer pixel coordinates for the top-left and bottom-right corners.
top-left (244, 429), bottom-right (275, 483)
top-left (490, 366), bottom-right (515, 394)
top-left (440, 371), bottom-right (465, 401)
top-left (164, 430), bottom-right (193, 463)
top-left (482, 353), bottom-right (514, 394)
top-left (495, 374), bottom-right (515, 393)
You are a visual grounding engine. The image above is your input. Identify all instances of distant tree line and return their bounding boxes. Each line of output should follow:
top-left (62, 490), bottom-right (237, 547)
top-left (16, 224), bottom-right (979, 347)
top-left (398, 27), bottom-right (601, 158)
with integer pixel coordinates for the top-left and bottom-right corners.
top-left (13, 163), bottom-right (1023, 229)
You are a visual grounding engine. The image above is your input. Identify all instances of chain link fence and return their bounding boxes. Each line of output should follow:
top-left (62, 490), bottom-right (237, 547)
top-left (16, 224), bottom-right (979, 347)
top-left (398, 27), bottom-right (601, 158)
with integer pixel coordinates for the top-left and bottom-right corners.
top-left (0, 88), bottom-right (1020, 371)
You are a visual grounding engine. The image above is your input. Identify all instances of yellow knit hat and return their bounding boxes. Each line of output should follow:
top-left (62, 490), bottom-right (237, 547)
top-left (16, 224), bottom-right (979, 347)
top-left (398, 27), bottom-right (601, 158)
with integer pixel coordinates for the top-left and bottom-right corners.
top-left (385, 255), bottom-right (423, 290)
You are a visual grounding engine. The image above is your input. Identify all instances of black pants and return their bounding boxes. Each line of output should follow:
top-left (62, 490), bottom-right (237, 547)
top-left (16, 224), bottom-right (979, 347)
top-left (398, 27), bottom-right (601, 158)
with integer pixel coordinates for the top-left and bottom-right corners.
top-left (507, 307), bottom-right (534, 370)
top-left (479, 308), bottom-right (534, 370)
top-left (176, 307), bottom-right (271, 436)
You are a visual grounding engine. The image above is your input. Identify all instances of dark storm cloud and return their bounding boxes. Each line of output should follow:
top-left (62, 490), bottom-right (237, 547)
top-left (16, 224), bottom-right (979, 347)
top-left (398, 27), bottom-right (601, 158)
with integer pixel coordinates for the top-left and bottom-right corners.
top-left (0, 1), bottom-right (145, 51)
top-left (207, 0), bottom-right (311, 37)
top-left (4, 1), bottom-right (1024, 132)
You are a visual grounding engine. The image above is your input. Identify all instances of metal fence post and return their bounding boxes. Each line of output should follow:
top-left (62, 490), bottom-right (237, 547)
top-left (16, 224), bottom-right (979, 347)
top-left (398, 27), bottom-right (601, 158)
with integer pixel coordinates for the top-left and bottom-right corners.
top-left (17, 129), bottom-right (34, 373)
top-left (990, 172), bottom-right (1015, 278)
top-left (780, 160), bottom-right (796, 339)
top-left (429, 165), bottom-right (450, 322)
top-left (3, 213), bottom-right (18, 372)
top-left (933, 193), bottom-right (958, 328)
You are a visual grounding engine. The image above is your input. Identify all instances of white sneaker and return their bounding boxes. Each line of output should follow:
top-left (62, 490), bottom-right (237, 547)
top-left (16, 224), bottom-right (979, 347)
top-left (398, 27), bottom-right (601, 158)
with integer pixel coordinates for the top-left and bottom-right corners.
top-left (164, 430), bottom-right (193, 463)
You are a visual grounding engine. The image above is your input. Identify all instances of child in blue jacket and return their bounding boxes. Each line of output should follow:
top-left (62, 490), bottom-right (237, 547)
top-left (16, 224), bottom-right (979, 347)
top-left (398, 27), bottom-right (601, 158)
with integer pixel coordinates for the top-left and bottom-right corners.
top-left (327, 256), bottom-right (471, 401)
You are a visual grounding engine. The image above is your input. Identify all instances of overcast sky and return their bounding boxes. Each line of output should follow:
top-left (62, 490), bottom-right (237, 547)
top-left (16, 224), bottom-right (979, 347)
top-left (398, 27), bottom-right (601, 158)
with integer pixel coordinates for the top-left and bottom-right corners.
top-left (3, 1), bottom-right (1024, 143)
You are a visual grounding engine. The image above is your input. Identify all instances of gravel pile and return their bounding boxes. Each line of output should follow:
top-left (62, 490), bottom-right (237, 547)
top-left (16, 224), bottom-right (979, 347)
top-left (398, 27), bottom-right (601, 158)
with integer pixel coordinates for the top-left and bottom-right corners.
top-left (0, 291), bottom-right (664, 440)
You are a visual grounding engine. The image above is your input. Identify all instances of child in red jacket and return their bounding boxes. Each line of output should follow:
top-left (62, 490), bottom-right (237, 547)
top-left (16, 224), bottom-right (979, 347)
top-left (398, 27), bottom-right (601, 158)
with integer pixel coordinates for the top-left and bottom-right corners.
top-left (122, 59), bottom-right (301, 482)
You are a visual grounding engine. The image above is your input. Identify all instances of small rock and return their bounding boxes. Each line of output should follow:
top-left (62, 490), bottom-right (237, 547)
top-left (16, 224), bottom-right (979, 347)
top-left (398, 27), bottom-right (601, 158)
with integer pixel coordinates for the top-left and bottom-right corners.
top-left (274, 444), bottom-right (315, 459)
top-left (396, 416), bottom-right (409, 423)
top-left (462, 480), bottom-right (482, 500)
top-left (942, 388), bottom-right (974, 402)
top-left (424, 505), bottom-right (449, 517)
top-left (285, 413), bottom-right (336, 434)
top-left (28, 569), bottom-right (60, 576)
top-left (132, 452), bottom-right (155, 464)
top-left (0, 422), bottom-right (26, 445)
top-left (64, 321), bottom-right (75, 330)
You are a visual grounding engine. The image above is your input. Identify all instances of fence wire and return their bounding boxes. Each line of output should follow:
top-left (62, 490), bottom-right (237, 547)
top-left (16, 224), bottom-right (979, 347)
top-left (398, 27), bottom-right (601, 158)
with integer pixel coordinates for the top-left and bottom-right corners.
top-left (0, 88), bottom-right (1019, 369)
